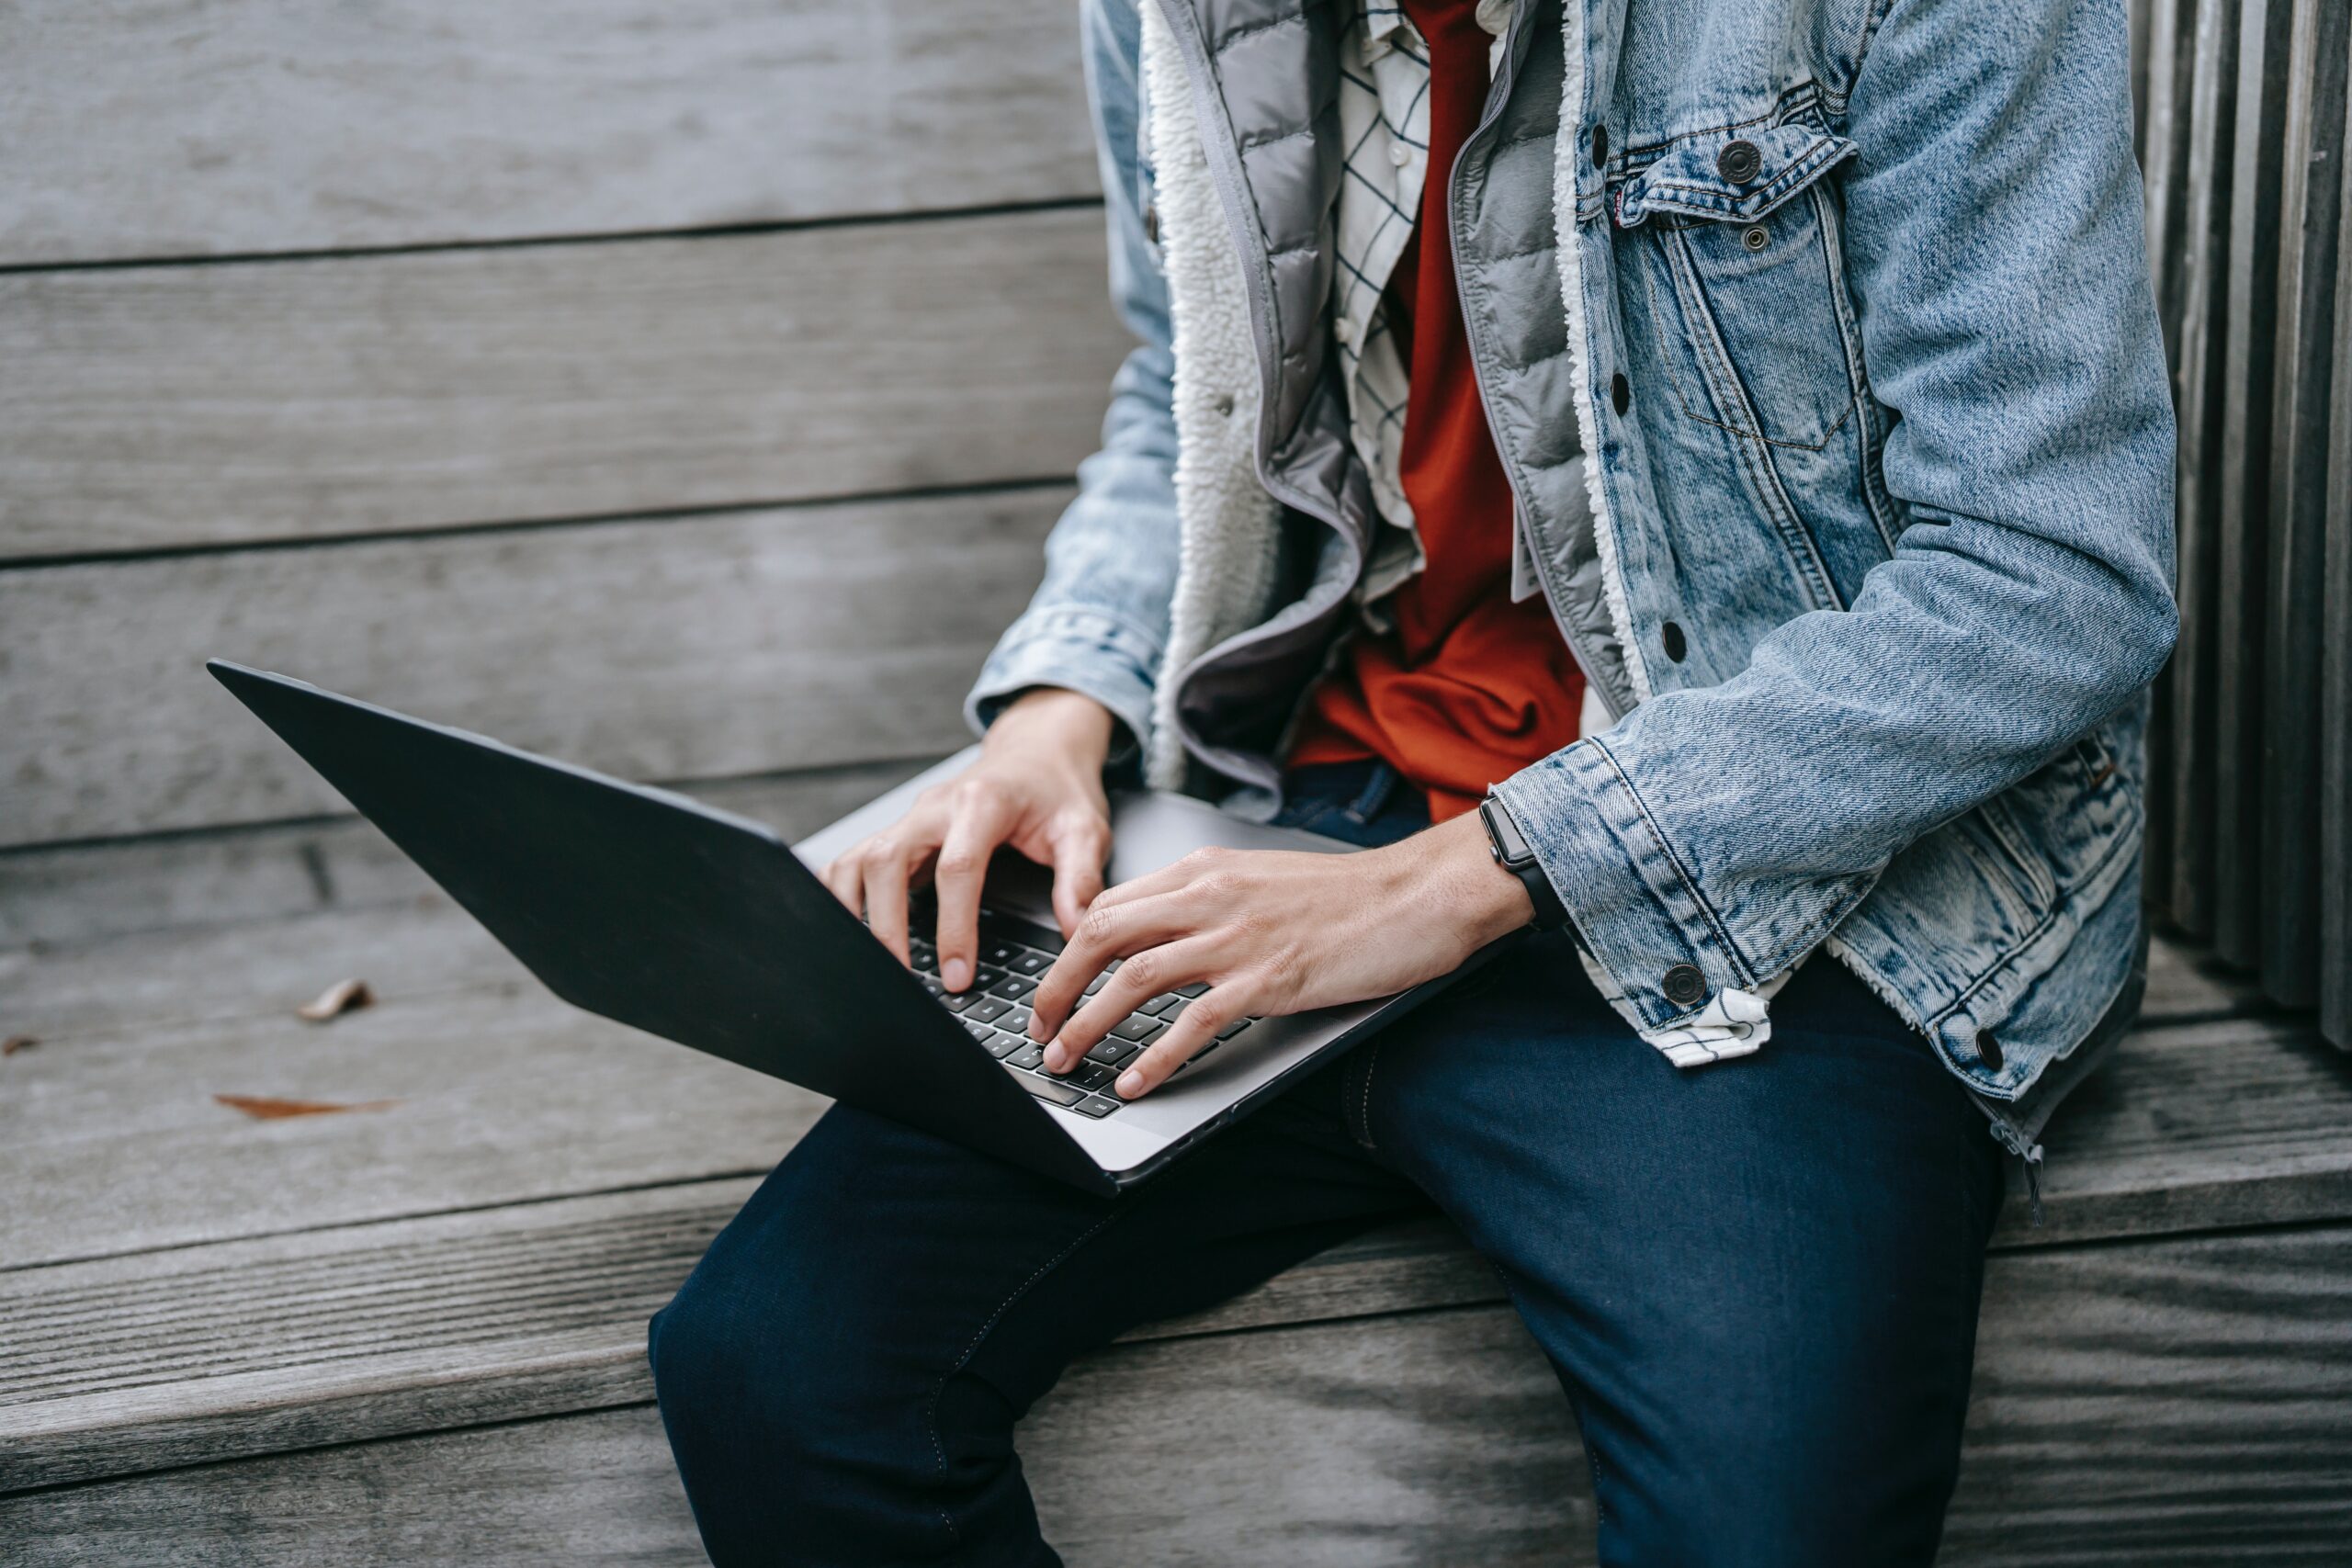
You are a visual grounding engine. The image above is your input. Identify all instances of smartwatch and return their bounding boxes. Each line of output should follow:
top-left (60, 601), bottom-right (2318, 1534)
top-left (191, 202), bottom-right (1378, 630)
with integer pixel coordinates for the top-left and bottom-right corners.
top-left (1478, 794), bottom-right (1572, 932)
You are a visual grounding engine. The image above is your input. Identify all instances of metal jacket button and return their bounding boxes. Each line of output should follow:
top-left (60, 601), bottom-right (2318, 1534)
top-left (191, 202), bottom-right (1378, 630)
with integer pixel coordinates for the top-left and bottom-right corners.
top-left (1717, 139), bottom-right (1762, 184)
top-left (1591, 125), bottom-right (1610, 168)
top-left (1663, 964), bottom-right (1707, 1008)
top-left (1741, 224), bottom-right (1770, 253)
top-left (1975, 1028), bottom-right (2005, 1071)
top-left (1661, 621), bottom-right (1688, 661)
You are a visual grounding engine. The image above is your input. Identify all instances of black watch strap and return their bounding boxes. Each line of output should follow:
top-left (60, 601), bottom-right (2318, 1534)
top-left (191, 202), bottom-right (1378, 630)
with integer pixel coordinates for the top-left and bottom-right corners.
top-left (1478, 795), bottom-right (1571, 932)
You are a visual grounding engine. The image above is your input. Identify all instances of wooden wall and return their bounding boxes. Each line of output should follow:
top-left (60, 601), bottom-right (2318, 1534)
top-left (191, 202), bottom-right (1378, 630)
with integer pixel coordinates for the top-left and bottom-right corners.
top-left (2135, 0), bottom-right (2352, 1048)
top-left (0, 0), bottom-right (1127, 858)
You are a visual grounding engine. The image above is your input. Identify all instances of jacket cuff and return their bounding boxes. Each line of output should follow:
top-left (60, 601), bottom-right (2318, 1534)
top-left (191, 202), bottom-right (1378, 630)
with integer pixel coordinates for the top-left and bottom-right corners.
top-left (1491, 738), bottom-right (1758, 1031)
top-left (965, 606), bottom-right (1161, 765)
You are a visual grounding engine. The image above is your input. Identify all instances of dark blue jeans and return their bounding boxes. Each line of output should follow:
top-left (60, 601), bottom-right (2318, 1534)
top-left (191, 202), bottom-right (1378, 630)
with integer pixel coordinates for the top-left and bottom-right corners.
top-left (650, 762), bottom-right (2007, 1566)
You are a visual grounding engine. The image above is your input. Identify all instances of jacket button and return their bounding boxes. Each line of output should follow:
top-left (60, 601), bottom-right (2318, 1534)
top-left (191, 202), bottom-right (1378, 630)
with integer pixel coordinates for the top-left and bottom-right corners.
top-left (1661, 621), bottom-right (1687, 661)
top-left (1591, 125), bottom-right (1610, 168)
top-left (1974, 1028), bottom-right (2005, 1072)
top-left (1741, 224), bottom-right (1770, 253)
top-left (1144, 203), bottom-right (1159, 245)
top-left (1610, 372), bottom-right (1631, 415)
top-left (1663, 964), bottom-right (1707, 1008)
top-left (1213, 392), bottom-right (1237, 417)
top-left (1717, 139), bottom-right (1762, 184)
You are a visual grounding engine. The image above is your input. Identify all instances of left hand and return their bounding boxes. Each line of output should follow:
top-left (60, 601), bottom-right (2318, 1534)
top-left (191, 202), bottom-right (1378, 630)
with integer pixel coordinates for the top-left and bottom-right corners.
top-left (1025, 811), bottom-right (1535, 1100)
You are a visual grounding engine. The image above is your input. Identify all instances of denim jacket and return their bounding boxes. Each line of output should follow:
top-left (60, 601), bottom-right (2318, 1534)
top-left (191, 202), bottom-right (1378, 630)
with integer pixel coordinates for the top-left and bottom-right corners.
top-left (969, 0), bottom-right (2177, 1154)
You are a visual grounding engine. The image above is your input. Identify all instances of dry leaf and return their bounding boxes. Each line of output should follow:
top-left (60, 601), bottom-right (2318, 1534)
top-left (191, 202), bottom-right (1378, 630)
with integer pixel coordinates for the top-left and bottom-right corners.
top-left (2, 1034), bottom-right (37, 1057)
top-left (214, 1093), bottom-right (400, 1120)
top-left (296, 977), bottom-right (374, 1022)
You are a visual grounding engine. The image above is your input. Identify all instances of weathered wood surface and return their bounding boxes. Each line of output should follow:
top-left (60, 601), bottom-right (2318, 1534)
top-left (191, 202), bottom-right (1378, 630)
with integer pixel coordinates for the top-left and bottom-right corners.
top-left (0, 0), bottom-right (1095, 268)
top-left (0, 209), bottom-right (1120, 562)
top-left (2259, 0), bottom-right (2348, 1008)
top-left (2211, 0), bottom-right (2300, 964)
top-left (2327, 54), bottom-right (2352, 1048)
top-left (1, 906), bottom-right (2344, 1489)
top-left (2162, 0), bottom-right (2239, 932)
top-left (0, 975), bottom-right (823, 1271)
top-left (0, 487), bottom-right (1065, 849)
top-left (0, 758), bottom-right (933, 951)
top-left (2, 887), bottom-right (2315, 1267)
top-left (7, 1225), bottom-right (2349, 1566)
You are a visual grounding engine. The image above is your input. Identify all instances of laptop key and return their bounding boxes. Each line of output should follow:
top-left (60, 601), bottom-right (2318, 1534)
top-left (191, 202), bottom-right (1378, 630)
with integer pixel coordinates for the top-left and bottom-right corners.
top-left (1008, 1043), bottom-right (1046, 1070)
top-left (1109, 1013), bottom-right (1165, 1043)
top-left (1137, 993), bottom-right (1181, 1017)
top-left (984, 1032), bottom-right (1025, 1060)
top-left (1071, 1095), bottom-right (1122, 1119)
top-left (983, 940), bottom-right (1021, 964)
top-left (1086, 1039), bottom-right (1140, 1067)
top-left (1217, 1019), bottom-right (1253, 1040)
top-left (940, 990), bottom-right (977, 1014)
top-left (965, 996), bottom-right (1013, 1024)
top-left (1009, 1067), bottom-right (1086, 1107)
top-left (1175, 982), bottom-right (1209, 998)
top-left (1068, 1062), bottom-right (1117, 1091)
top-left (1008, 951), bottom-right (1052, 976)
top-left (989, 975), bottom-right (1036, 1000)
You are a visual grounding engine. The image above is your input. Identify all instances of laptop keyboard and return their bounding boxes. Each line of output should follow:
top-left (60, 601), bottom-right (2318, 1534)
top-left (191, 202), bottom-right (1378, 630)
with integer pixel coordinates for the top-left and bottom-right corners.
top-left (909, 910), bottom-right (1254, 1119)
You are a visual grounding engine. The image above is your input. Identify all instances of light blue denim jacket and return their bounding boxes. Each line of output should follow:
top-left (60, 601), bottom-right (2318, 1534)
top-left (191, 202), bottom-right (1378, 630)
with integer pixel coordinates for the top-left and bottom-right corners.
top-left (969, 0), bottom-right (2177, 1153)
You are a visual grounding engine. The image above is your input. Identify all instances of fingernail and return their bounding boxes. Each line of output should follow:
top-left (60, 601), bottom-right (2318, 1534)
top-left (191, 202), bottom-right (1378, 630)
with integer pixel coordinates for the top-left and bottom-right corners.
top-left (1116, 1070), bottom-right (1145, 1098)
top-left (944, 959), bottom-right (969, 991)
top-left (1044, 1044), bottom-right (1067, 1072)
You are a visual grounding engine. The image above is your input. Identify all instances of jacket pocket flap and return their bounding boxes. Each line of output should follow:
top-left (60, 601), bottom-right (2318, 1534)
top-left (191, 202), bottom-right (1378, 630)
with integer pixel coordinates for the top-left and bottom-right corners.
top-left (1616, 125), bottom-right (1858, 227)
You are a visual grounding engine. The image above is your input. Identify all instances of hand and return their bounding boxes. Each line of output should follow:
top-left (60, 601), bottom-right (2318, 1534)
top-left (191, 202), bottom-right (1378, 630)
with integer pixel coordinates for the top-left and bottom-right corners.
top-left (821, 688), bottom-right (1114, 992)
top-left (1026, 810), bottom-right (1535, 1099)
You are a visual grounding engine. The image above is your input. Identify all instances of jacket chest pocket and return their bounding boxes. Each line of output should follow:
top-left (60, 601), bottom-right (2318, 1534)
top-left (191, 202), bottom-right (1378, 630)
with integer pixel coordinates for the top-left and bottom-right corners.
top-left (1618, 123), bottom-right (1862, 451)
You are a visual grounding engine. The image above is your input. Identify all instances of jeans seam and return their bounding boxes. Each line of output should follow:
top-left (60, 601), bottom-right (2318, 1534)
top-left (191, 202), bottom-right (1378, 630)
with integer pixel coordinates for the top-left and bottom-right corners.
top-left (923, 1208), bottom-right (1125, 1551)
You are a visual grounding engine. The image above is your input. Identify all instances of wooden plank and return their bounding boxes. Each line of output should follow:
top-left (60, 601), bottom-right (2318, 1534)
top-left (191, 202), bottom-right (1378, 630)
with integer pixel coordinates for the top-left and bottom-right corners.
top-left (0, 920), bottom-right (2330, 1272)
top-left (0, 759), bottom-right (933, 951)
top-left (0, 0), bottom-right (1096, 268)
top-left (6, 1225), bottom-right (2350, 1565)
top-left (2143, 0), bottom-right (2204, 375)
top-left (0, 976), bottom-right (828, 1271)
top-left (0, 209), bottom-right (1122, 560)
top-left (1, 985), bottom-right (2346, 1488)
top-left (0, 487), bottom-right (1062, 848)
top-left (2211, 0), bottom-right (2301, 964)
top-left (2328, 40), bottom-right (2352, 1049)
top-left (2259, 0), bottom-right (2348, 1007)
top-left (2162, 0), bottom-right (2243, 933)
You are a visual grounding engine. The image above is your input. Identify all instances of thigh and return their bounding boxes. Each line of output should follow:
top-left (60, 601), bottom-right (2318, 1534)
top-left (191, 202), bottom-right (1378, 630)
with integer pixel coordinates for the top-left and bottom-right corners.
top-left (651, 1053), bottom-right (1422, 1557)
top-left (1366, 938), bottom-right (2007, 1568)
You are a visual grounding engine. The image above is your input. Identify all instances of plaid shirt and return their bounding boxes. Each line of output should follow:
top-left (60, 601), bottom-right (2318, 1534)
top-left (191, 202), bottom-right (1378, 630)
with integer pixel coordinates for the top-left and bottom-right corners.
top-left (1333, 0), bottom-right (1514, 613)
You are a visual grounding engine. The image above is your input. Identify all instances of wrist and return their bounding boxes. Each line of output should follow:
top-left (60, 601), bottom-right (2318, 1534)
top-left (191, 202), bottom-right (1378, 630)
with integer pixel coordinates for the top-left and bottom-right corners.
top-left (988, 686), bottom-right (1114, 772)
top-left (1414, 811), bottom-right (1538, 949)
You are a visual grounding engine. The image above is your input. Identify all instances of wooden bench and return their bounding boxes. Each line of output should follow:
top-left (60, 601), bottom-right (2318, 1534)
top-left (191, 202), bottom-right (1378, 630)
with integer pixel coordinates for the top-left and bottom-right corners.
top-left (6, 806), bottom-right (2352, 1564)
top-left (5, 2), bottom-right (2351, 1562)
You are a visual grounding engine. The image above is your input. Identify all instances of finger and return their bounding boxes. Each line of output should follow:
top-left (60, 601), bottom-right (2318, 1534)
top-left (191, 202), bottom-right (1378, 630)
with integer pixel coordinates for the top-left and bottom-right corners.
top-left (1046, 814), bottom-right (1112, 938)
top-left (820, 845), bottom-right (867, 916)
top-left (1028, 889), bottom-right (1197, 1041)
top-left (860, 840), bottom-right (921, 966)
top-left (1043, 934), bottom-right (1223, 1071)
top-left (933, 788), bottom-right (1016, 993)
top-left (1112, 981), bottom-right (1257, 1099)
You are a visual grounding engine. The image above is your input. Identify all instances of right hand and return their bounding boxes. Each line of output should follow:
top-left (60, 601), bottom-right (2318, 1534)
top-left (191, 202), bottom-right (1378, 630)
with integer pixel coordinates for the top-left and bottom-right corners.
top-left (821, 687), bottom-right (1116, 992)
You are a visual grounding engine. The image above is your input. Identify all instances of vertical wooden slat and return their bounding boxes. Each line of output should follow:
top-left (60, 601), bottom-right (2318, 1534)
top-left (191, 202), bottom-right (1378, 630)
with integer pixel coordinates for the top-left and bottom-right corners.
top-left (2139, 0), bottom-right (2202, 908)
top-left (2324, 28), bottom-right (2352, 1050)
top-left (2211, 0), bottom-right (2301, 963)
top-left (2143, 0), bottom-right (2206, 375)
top-left (2259, 0), bottom-right (2349, 1008)
top-left (2164, 0), bottom-right (2243, 934)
